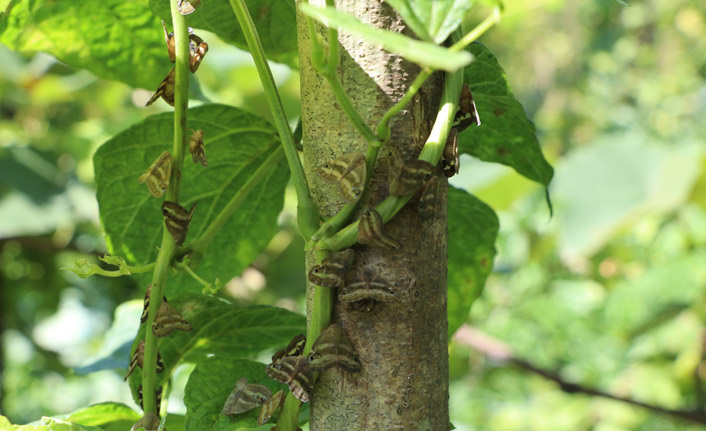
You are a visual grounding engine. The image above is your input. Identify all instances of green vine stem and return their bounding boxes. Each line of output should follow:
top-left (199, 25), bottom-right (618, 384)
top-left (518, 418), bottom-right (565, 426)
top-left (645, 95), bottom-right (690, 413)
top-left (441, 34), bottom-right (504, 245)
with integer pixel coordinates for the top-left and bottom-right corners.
top-left (228, 0), bottom-right (319, 241)
top-left (188, 146), bottom-right (285, 262)
top-left (62, 256), bottom-right (155, 278)
top-left (140, 2), bottom-right (191, 417)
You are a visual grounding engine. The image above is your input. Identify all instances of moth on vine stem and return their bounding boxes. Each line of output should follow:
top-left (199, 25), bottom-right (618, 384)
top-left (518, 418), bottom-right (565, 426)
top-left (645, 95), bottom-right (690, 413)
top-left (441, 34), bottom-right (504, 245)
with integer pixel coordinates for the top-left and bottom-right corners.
top-left (357, 208), bottom-right (400, 249)
top-left (152, 300), bottom-right (193, 337)
top-left (177, 0), bottom-right (201, 15)
top-left (161, 21), bottom-right (176, 63)
top-left (307, 249), bottom-right (355, 288)
top-left (257, 389), bottom-right (285, 425)
top-left (188, 33), bottom-right (208, 73)
top-left (188, 129), bottom-right (207, 166)
top-left (418, 176), bottom-right (440, 220)
top-left (317, 152), bottom-right (366, 203)
top-left (140, 284), bottom-right (168, 323)
top-left (307, 324), bottom-right (361, 372)
top-left (339, 270), bottom-right (395, 312)
top-left (266, 355), bottom-right (312, 403)
top-left (138, 151), bottom-right (172, 198)
top-left (271, 334), bottom-right (306, 364)
top-left (124, 339), bottom-right (164, 381)
top-left (389, 158), bottom-right (435, 197)
top-left (221, 377), bottom-right (272, 415)
top-left (442, 127), bottom-right (460, 177)
top-left (455, 83), bottom-right (481, 132)
top-left (145, 68), bottom-right (175, 107)
top-left (138, 385), bottom-right (163, 410)
top-left (161, 201), bottom-right (196, 246)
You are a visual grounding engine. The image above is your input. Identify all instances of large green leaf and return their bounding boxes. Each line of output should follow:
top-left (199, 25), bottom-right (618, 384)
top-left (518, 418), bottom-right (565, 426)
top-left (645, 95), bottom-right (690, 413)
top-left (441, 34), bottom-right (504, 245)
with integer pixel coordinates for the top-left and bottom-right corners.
top-left (60, 403), bottom-right (141, 431)
top-left (127, 294), bottom-right (305, 405)
top-left (447, 186), bottom-right (498, 337)
top-left (2, 416), bottom-right (104, 431)
top-left (458, 43), bottom-right (554, 186)
top-left (148, 0), bottom-right (297, 66)
top-left (94, 104), bottom-right (289, 295)
top-left (299, 4), bottom-right (472, 72)
top-left (384, 0), bottom-right (475, 44)
top-left (0, 0), bottom-right (172, 89)
top-left (184, 357), bottom-right (285, 431)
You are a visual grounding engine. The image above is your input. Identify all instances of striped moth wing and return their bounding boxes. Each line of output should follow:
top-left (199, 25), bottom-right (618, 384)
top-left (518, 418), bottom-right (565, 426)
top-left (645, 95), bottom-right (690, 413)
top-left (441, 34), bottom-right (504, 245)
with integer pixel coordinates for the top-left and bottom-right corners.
top-left (389, 159), bottom-right (435, 196)
top-left (145, 68), bottom-right (176, 107)
top-left (221, 377), bottom-right (272, 415)
top-left (339, 271), bottom-right (395, 312)
top-left (124, 339), bottom-right (164, 381)
top-left (317, 152), bottom-right (366, 203)
top-left (152, 301), bottom-right (193, 337)
top-left (141, 284), bottom-right (168, 323)
top-left (442, 128), bottom-right (460, 177)
top-left (257, 389), bottom-right (285, 425)
top-left (357, 209), bottom-right (400, 249)
top-left (307, 248), bottom-right (355, 288)
top-left (271, 334), bottom-right (306, 365)
top-left (418, 176), bottom-right (440, 220)
top-left (188, 129), bottom-right (207, 166)
top-left (308, 324), bottom-right (361, 373)
top-left (138, 151), bottom-right (172, 198)
top-left (455, 83), bottom-right (481, 128)
top-left (188, 33), bottom-right (208, 73)
top-left (177, 0), bottom-right (201, 15)
top-left (266, 356), bottom-right (312, 403)
top-left (161, 201), bottom-right (196, 246)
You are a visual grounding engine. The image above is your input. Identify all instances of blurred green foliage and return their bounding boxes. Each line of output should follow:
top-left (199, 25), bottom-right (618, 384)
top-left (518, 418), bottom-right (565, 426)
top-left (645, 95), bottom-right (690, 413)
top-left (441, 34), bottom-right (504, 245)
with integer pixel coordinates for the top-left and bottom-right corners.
top-left (1, 0), bottom-right (706, 430)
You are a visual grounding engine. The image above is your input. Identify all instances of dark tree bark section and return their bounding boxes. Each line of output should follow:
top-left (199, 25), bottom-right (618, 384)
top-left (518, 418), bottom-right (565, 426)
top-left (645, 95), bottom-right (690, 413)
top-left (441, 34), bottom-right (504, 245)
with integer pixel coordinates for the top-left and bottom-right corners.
top-left (298, 1), bottom-right (448, 430)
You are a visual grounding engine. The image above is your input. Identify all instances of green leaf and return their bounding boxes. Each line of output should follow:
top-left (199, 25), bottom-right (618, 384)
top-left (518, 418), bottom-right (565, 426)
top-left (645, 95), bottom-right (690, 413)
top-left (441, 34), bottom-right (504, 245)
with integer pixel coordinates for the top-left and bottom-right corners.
top-left (148, 0), bottom-right (298, 66)
top-left (94, 104), bottom-right (289, 295)
top-left (447, 186), bottom-right (498, 338)
top-left (184, 357), bottom-right (285, 431)
top-left (61, 403), bottom-right (141, 431)
top-left (0, 0), bottom-right (172, 89)
top-left (299, 4), bottom-right (472, 72)
top-left (457, 42), bottom-right (554, 186)
top-left (384, 0), bottom-right (475, 44)
top-left (127, 294), bottom-right (305, 404)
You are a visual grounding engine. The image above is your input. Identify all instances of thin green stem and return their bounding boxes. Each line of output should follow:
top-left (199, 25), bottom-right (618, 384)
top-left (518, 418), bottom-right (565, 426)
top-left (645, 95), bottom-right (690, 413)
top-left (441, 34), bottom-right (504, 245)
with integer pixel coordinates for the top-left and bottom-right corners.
top-left (449, 6), bottom-right (502, 52)
top-left (376, 68), bottom-right (433, 142)
top-left (228, 0), bottom-right (319, 240)
top-left (189, 147), bottom-right (284, 260)
top-left (141, 2), bottom-right (191, 416)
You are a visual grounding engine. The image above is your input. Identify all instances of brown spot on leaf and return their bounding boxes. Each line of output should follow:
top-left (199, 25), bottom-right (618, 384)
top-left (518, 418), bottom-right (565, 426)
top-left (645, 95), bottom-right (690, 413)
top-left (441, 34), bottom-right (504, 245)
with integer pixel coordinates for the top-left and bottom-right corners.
top-left (494, 107), bottom-right (505, 117)
top-left (497, 147), bottom-right (510, 157)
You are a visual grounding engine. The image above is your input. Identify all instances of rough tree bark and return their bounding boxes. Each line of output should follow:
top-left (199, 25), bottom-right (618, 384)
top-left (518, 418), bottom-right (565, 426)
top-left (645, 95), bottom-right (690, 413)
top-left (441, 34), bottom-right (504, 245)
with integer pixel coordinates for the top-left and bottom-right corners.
top-left (298, 1), bottom-right (449, 430)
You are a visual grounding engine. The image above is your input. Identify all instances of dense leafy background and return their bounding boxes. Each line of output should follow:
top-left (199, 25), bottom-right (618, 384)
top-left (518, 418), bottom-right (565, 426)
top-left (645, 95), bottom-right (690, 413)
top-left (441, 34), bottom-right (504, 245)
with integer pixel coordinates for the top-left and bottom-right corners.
top-left (2, 0), bottom-right (706, 431)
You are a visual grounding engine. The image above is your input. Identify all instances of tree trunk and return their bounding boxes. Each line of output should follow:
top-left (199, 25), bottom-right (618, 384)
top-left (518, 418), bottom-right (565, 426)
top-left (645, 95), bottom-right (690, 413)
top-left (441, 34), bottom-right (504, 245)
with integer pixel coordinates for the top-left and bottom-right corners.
top-left (298, 1), bottom-right (449, 430)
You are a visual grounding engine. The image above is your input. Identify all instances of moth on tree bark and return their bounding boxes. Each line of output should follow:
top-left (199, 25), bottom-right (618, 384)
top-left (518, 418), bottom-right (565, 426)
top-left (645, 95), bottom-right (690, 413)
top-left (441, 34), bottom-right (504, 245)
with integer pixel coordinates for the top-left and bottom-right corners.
top-left (298, 1), bottom-right (449, 430)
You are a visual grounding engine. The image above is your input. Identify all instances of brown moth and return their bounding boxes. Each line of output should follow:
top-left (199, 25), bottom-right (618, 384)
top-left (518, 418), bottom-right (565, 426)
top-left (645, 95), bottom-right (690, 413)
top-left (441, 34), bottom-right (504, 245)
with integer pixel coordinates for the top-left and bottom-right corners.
top-left (188, 33), bottom-right (208, 73)
top-left (317, 152), bottom-right (367, 203)
top-left (138, 151), bottom-right (172, 198)
top-left (357, 208), bottom-right (400, 249)
top-left (161, 201), bottom-right (196, 246)
top-left (307, 249), bottom-right (355, 288)
top-left (221, 377), bottom-right (272, 415)
top-left (188, 129), bottom-right (207, 166)
top-left (257, 389), bottom-right (285, 426)
top-left (162, 21), bottom-right (176, 62)
top-left (418, 176), bottom-right (440, 220)
top-left (152, 300), bottom-right (193, 337)
top-left (177, 0), bottom-right (201, 15)
top-left (141, 284), bottom-right (169, 323)
top-left (339, 271), bottom-right (395, 312)
top-left (266, 356), bottom-right (312, 403)
top-left (138, 385), bottom-right (163, 410)
top-left (389, 159), bottom-right (435, 196)
top-left (455, 83), bottom-right (481, 132)
top-left (271, 334), bottom-right (306, 365)
top-left (307, 324), bottom-right (362, 373)
top-left (145, 68), bottom-right (176, 107)
top-left (442, 127), bottom-right (460, 177)
top-left (130, 413), bottom-right (160, 431)
top-left (124, 339), bottom-right (164, 381)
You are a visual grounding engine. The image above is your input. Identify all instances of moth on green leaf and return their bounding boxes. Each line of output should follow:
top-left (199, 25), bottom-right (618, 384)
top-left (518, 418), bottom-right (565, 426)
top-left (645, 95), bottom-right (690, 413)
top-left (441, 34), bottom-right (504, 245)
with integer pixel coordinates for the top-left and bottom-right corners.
top-left (124, 339), bottom-right (164, 381)
top-left (188, 129), bottom-right (207, 166)
top-left (266, 356), bottom-right (312, 403)
top-left (161, 201), bottom-right (196, 246)
top-left (138, 151), bottom-right (172, 198)
top-left (307, 249), bottom-right (355, 288)
top-left (177, 0), bottom-right (201, 15)
top-left (145, 68), bottom-right (175, 107)
top-left (221, 377), bottom-right (272, 415)
top-left (152, 300), bottom-right (192, 337)
top-left (308, 324), bottom-right (361, 373)
top-left (357, 208), bottom-right (400, 249)
top-left (317, 152), bottom-right (366, 203)
top-left (389, 158), bottom-right (434, 196)
top-left (339, 270), bottom-right (395, 312)
top-left (257, 389), bottom-right (285, 425)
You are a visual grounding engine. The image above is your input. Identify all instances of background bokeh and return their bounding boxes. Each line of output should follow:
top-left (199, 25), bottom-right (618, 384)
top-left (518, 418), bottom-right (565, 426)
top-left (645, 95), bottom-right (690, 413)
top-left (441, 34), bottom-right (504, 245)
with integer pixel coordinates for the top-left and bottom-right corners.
top-left (1, 0), bottom-right (706, 430)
